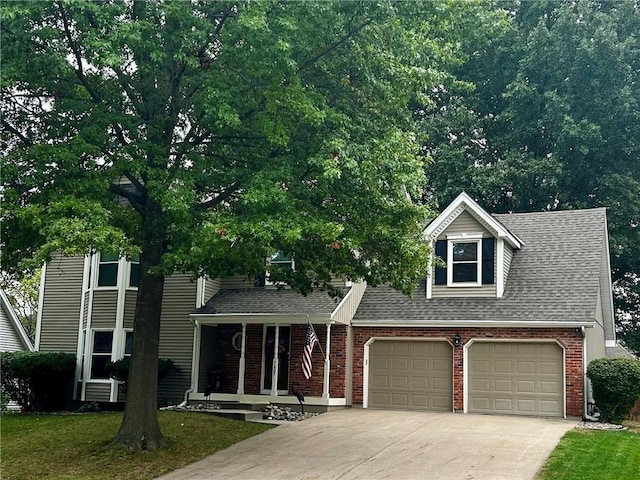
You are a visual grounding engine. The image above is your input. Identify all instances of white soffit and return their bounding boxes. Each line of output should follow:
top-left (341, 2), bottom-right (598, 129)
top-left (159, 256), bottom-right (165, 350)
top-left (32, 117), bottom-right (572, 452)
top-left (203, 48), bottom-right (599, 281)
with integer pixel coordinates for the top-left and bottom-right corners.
top-left (424, 192), bottom-right (523, 249)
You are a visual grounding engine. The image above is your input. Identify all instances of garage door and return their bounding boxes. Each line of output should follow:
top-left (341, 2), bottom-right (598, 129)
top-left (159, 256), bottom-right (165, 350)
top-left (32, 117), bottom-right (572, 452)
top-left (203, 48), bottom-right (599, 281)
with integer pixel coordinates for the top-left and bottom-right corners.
top-left (468, 342), bottom-right (564, 417)
top-left (368, 340), bottom-right (452, 411)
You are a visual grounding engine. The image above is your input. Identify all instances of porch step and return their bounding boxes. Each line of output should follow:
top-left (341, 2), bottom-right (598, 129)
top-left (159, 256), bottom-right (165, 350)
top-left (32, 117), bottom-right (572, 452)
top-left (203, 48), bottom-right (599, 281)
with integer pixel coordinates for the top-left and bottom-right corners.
top-left (214, 401), bottom-right (269, 411)
top-left (207, 409), bottom-right (264, 422)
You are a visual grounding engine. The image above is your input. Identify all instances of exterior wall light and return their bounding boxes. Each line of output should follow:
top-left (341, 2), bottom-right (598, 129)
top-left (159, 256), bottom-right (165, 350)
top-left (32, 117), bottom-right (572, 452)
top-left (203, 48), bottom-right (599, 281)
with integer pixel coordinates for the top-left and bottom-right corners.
top-left (453, 333), bottom-right (462, 347)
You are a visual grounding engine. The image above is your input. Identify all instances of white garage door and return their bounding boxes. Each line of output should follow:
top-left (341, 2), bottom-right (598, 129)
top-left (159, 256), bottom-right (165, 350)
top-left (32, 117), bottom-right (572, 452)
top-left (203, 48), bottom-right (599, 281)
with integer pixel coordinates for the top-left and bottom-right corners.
top-left (468, 342), bottom-right (564, 417)
top-left (368, 340), bottom-right (453, 411)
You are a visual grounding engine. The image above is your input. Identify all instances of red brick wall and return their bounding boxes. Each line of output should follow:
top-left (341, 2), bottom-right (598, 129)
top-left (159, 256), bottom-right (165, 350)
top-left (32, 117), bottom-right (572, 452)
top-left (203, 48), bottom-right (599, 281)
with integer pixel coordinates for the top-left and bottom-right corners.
top-left (208, 323), bottom-right (348, 399)
top-left (352, 327), bottom-right (584, 417)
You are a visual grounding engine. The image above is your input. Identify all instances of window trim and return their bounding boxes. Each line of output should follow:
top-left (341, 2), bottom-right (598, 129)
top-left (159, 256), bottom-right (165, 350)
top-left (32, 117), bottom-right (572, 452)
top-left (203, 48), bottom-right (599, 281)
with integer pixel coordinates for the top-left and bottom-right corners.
top-left (89, 329), bottom-right (114, 381)
top-left (446, 233), bottom-right (483, 287)
top-left (96, 253), bottom-right (119, 289)
top-left (264, 252), bottom-right (295, 286)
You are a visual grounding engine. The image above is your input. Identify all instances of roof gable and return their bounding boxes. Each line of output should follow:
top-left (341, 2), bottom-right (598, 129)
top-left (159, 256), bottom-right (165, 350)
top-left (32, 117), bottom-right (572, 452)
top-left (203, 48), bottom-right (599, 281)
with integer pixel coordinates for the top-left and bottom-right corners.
top-left (425, 192), bottom-right (522, 249)
top-left (1, 289), bottom-right (34, 352)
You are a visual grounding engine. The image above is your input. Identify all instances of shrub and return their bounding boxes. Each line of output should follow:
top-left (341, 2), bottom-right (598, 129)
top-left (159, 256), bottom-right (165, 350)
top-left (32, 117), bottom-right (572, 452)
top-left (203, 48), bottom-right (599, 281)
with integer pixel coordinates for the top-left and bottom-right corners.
top-left (105, 357), bottom-right (179, 391)
top-left (587, 357), bottom-right (640, 424)
top-left (0, 351), bottom-right (76, 411)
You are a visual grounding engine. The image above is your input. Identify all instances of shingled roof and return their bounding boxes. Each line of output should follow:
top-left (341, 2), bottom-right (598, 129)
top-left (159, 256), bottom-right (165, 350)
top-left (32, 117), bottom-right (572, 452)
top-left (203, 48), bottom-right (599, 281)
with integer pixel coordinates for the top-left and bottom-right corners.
top-left (194, 286), bottom-right (347, 316)
top-left (352, 208), bottom-right (608, 325)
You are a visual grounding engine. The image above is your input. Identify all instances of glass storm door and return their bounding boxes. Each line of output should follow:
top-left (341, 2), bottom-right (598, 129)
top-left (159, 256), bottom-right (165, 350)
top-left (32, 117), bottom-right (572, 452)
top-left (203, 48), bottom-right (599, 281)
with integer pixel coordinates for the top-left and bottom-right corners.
top-left (261, 326), bottom-right (290, 394)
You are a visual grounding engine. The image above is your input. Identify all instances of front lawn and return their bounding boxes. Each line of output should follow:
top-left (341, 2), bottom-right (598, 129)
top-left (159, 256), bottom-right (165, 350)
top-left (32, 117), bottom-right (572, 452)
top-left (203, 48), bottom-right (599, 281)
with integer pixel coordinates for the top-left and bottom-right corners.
top-left (0, 411), bottom-right (274, 480)
top-left (536, 422), bottom-right (640, 480)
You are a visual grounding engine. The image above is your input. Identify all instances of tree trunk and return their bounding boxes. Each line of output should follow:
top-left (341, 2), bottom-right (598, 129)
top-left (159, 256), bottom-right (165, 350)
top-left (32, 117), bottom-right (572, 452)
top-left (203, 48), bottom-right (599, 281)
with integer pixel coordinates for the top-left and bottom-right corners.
top-left (109, 238), bottom-right (166, 450)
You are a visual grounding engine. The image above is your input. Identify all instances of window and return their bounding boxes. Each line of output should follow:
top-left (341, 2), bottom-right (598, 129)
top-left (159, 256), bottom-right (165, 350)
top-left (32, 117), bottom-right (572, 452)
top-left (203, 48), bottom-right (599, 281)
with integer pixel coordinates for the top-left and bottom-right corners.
top-left (129, 254), bottom-right (140, 287)
top-left (90, 331), bottom-right (113, 379)
top-left (124, 331), bottom-right (134, 357)
top-left (97, 253), bottom-right (119, 286)
top-left (434, 237), bottom-right (495, 286)
top-left (264, 252), bottom-right (294, 285)
top-left (89, 331), bottom-right (133, 380)
top-left (451, 241), bottom-right (479, 284)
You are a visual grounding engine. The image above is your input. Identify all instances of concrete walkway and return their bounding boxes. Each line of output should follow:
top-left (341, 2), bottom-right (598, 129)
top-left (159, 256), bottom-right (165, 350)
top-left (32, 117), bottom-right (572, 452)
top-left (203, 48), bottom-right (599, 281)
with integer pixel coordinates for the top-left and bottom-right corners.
top-left (156, 409), bottom-right (577, 480)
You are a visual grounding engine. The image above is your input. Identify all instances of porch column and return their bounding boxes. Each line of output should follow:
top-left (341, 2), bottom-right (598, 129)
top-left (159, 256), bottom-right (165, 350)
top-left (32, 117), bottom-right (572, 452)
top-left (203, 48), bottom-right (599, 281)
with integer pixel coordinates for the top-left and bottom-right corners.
top-left (322, 322), bottom-right (332, 398)
top-left (270, 324), bottom-right (280, 396)
top-left (237, 323), bottom-right (247, 395)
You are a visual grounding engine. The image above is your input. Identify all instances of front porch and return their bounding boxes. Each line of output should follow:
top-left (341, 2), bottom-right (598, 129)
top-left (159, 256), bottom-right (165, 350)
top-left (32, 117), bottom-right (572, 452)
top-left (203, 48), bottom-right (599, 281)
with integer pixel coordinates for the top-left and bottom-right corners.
top-left (187, 318), bottom-right (350, 407)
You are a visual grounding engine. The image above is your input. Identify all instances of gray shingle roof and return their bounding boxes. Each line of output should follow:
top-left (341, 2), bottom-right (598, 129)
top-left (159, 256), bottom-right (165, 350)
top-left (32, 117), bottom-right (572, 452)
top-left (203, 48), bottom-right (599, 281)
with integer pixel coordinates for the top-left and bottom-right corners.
top-left (606, 344), bottom-right (638, 360)
top-left (353, 208), bottom-right (607, 324)
top-left (195, 287), bottom-right (346, 316)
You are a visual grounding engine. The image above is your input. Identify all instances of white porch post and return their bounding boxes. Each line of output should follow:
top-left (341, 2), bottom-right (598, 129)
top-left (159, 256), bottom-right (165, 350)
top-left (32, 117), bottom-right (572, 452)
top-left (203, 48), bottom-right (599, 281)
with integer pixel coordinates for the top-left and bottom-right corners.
top-left (322, 322), bottom-right (332, 399)
top-left (271, 324), bottom-right (280, 396)
top-left (237, 323), bottom-right (247, 395)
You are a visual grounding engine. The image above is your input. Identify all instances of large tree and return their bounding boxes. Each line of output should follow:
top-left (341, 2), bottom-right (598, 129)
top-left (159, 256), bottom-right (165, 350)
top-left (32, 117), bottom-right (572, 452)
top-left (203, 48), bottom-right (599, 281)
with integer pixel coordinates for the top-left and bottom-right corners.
top-left (419, 0), bottom-right (640, 354)
top-left (1, 0), bottom-right (486, 449)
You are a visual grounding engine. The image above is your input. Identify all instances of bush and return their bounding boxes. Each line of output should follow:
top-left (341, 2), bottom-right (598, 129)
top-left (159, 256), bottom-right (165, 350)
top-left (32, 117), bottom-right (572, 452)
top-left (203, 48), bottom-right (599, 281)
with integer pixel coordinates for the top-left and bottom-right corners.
top-left (587, 357), bottom-right (640, 424)
top-left (105, 357), bottom-right (179, 391)
top-left (0, 351), bottom-right (76, 412)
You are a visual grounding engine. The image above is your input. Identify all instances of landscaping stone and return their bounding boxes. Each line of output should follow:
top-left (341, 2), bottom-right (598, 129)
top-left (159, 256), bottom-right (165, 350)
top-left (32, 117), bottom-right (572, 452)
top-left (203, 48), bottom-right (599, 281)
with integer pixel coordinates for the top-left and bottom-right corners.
top-left (262, 404), bottom-right (318, 421)
top-left (575, 420), bottom-right (626, 430)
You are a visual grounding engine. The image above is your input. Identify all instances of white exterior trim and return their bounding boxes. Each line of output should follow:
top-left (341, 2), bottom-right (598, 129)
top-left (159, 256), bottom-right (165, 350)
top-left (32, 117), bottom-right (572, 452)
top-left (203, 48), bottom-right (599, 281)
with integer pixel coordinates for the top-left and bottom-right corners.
top-left (352, 320), bottom-right (596, 328)
top-left (237, 323), bottom-right (247, 394)
top-left (425, 192), bottom-right (523, 249)
top-left (191, 313), bottom-right (331, 324)
top-left (1, 287), bottom-right (34, 352)
top-left (73, 255), bottom-right (91, 399)
top-left (446, 237), bottom-right (482, 287)
top-left (322, 323), bottom-right (332, 398)
top-left (496, 238), bottom-right (505, 297)
top-left (196, 276), bottom-right (206, 308)
top-left (34, 263), bottom-right (47, 351)
top-left (330, 287), bottom-right (353, 319)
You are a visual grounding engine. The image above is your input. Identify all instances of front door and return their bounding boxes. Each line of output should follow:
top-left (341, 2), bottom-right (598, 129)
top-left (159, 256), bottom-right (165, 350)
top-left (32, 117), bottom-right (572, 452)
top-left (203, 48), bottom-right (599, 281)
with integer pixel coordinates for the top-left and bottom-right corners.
top-left (261, 326), bottom-right (290, 394)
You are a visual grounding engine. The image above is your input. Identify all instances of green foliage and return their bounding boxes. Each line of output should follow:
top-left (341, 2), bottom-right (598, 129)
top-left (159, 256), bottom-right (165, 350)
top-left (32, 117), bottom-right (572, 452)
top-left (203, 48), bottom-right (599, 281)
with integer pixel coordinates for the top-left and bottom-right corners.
top-left (420, 0), bottom-right (640, 344)
top-left (587, 357), bottom-right (640, 424)
top-left (106, 358), bottom-right (180, 385)
top-left (0, 351), bottom-right (76, 412)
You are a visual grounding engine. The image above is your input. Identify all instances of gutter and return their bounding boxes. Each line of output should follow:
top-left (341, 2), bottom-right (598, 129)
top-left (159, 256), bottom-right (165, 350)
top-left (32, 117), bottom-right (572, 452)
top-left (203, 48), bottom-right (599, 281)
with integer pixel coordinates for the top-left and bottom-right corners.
top-left (351, 320), bottom-right (597, 328)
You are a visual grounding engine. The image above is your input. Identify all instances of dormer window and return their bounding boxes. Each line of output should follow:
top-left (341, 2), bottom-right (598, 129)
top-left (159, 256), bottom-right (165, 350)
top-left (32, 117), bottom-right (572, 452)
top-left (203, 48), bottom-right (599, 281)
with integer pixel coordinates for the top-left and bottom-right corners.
top-left (435, 235), bottom-right (495, 287)
top-left (450, 241), bottom-right (480, 284)
top-left (263, 252), bottom-right (294, 286)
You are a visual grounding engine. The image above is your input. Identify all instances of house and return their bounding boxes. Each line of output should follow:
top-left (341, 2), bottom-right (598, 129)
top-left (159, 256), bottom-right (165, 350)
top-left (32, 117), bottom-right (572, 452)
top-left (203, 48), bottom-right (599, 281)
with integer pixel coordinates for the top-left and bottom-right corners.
top-left (34, 193), bottom-right (618, 417)
top-left (1, 288), bottom-right (34, 352)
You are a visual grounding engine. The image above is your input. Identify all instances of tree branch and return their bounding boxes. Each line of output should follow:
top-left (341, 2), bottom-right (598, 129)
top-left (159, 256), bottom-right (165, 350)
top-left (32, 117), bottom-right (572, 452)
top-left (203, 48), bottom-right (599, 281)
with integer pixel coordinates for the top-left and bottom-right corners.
top-left (109, 182), bottom-right (145, 214)
top-left (298, 18), bottom-right (375, 71)
top-left (2, 120), bottom-right (33, 147)
top-left (197, 182), bottom-right (240, 211)
top-left (56, 1), bottom-right (101, 104)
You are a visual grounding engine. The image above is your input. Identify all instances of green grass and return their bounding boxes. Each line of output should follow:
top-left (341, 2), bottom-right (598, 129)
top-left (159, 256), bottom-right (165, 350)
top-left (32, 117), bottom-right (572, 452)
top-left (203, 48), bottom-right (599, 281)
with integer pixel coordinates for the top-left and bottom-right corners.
top-left (536, 424), bottom-right (640, 480)
top-left (0, 411), bottom-right (274, 480)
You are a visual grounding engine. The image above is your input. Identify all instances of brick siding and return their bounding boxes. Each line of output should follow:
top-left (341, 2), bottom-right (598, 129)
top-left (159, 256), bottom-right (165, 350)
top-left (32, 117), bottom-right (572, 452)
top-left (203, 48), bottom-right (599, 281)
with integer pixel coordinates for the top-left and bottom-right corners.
top-left (352, 327), bottom-right (584, 416)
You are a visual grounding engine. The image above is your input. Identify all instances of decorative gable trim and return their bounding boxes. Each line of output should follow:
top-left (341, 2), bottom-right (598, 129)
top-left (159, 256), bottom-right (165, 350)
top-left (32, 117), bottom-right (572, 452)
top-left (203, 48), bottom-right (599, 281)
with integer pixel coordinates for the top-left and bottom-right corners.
top-left (425, 192), bottom-right (523, 249)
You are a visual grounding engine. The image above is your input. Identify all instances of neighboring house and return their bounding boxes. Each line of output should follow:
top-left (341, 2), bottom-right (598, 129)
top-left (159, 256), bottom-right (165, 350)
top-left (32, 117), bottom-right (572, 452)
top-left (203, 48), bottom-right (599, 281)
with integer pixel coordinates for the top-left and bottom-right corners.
top-left (35, 193), bottom-right (619, 418)
top-left (1, 288), bottom-right (34, 352)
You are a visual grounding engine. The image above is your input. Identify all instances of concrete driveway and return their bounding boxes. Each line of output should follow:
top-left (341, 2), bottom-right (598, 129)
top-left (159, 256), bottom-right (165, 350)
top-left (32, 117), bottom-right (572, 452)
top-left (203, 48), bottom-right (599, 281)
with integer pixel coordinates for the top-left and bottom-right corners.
top-left (156, 409), bottom-right (577, 480)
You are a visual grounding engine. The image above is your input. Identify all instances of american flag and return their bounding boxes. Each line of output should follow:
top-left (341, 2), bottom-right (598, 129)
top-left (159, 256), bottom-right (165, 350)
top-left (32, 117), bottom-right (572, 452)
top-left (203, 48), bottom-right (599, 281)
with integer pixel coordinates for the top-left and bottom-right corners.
top-left (302, 321), bottom-right (319, 379)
